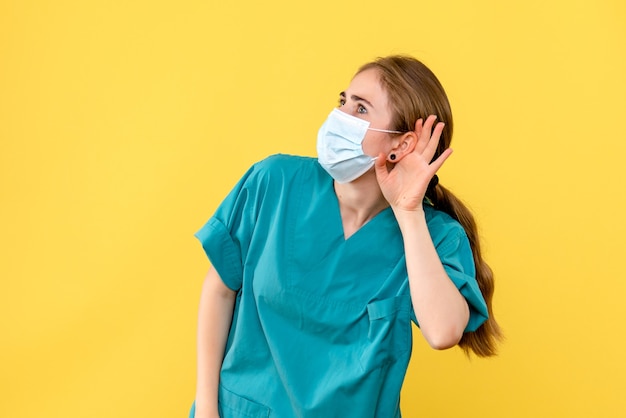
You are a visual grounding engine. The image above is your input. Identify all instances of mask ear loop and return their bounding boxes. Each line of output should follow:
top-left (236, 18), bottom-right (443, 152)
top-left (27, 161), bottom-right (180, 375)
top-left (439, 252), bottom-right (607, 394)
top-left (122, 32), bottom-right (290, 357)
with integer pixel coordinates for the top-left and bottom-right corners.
top-left (371, 128), bottom-right (405, 163)
top-left (367, 127), bottom-right (404, 134)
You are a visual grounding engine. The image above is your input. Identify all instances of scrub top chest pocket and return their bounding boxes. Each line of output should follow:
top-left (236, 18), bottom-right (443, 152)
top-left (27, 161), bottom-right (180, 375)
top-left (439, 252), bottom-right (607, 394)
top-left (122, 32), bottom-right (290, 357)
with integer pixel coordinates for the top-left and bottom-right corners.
top-left (360, 294), bottom-right (412, 371)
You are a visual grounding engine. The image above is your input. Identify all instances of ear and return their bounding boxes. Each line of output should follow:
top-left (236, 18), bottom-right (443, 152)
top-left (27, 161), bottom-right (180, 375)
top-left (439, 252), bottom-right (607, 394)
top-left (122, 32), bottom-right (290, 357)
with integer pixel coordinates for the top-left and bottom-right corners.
top-left (386, 131), bottom-right (418, 163)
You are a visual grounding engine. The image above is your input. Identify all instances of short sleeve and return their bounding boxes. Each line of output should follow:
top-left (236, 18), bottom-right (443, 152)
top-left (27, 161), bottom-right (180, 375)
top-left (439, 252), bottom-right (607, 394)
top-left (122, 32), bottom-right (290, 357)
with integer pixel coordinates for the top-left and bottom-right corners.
top-left (437, 231), bottom-right (489, 332)
top-left (419, 207), bottom-right (489, 332)
top-left (194, 164), bottom-right (263, 291)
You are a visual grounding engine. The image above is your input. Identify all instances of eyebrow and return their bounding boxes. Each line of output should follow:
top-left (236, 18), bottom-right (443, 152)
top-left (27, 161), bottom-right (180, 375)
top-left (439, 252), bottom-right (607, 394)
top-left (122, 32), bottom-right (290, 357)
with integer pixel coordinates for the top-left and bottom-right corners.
top-left (339, 91), bottom-right (374, 109)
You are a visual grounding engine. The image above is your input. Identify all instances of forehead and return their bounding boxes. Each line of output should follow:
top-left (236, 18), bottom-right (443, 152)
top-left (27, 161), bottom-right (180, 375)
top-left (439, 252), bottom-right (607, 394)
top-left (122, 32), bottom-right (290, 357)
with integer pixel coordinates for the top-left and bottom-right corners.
top-left (346, 68), bottom-right (390, 110)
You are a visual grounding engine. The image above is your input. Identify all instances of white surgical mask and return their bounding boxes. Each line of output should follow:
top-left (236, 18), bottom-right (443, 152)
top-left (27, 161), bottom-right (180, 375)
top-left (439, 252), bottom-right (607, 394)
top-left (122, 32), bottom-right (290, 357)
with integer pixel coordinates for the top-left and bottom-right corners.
top-left (316, 108), bottom-right (402, 183)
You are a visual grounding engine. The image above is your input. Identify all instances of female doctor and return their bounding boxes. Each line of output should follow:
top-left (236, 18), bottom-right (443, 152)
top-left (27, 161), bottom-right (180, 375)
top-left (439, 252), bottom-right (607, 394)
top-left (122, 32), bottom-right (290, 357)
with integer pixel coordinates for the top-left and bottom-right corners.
top-left (191, 55), bottom-right (502, 418)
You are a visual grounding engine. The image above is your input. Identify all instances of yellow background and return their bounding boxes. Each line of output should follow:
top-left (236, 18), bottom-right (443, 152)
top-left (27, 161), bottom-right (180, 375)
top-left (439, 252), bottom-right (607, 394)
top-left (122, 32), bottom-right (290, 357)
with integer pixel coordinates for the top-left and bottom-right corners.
top-left (1, 0), bottom-right (625, 416)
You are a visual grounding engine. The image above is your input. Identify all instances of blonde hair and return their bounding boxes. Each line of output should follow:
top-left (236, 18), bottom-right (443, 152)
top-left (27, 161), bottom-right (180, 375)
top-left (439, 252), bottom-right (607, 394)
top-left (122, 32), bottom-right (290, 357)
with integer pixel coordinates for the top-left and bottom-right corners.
top-left (358, 55), bottom-right (503, 357)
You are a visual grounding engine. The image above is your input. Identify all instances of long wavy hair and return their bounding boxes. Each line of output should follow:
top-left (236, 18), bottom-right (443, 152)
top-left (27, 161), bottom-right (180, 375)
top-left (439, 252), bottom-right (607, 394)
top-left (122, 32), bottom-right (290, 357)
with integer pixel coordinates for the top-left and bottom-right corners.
top-left (358, 55), bottom-right (503, 357)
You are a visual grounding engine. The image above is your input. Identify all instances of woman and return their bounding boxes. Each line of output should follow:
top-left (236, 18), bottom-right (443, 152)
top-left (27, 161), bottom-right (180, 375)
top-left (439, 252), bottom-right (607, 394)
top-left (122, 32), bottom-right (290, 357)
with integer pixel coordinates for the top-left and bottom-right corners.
top-left (191, 55), bottom-right (502, 418)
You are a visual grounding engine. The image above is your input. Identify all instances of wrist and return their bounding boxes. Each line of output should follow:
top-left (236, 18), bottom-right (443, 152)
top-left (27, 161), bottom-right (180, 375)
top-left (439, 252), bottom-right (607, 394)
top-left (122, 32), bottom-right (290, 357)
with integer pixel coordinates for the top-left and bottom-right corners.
top-left (392, 206), bottom-right (426, 230)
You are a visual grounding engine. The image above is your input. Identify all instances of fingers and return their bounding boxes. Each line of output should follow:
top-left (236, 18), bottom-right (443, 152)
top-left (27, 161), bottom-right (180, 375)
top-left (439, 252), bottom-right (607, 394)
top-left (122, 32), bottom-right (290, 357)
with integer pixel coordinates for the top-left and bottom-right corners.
top-left (414, 115), bottom-right (443, 155)
top-left (429, 148), bottom-right (453, 173)
top-left (424, 121), bottom-right (445, 162)
top-left (414, 117), bottom-right (424, 141)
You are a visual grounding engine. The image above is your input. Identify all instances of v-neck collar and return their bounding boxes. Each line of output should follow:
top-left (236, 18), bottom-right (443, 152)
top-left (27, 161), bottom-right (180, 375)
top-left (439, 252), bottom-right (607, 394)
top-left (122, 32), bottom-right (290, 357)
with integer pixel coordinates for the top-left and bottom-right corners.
top-left (326, 178), bottom-right (394, 242)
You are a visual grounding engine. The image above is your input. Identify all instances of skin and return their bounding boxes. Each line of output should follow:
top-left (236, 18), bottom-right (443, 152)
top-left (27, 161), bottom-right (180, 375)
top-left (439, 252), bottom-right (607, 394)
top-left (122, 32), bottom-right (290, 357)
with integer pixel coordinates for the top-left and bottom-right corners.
top-left (193, 67), bottom-right (469, 418)
top-left (194, 267), bottom-right (235, 418)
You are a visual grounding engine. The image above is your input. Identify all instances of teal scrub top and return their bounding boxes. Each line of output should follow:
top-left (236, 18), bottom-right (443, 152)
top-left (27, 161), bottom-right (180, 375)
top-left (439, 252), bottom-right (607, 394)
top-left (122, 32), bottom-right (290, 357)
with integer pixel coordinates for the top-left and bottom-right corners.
top-left (194, 154), bottom-right (488, 418)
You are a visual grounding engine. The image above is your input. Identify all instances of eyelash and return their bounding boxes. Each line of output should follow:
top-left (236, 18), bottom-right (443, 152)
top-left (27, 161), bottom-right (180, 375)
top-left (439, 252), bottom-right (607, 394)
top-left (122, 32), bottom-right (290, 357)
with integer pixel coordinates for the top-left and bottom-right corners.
top-left (338, 98), bottom-right (367, 114)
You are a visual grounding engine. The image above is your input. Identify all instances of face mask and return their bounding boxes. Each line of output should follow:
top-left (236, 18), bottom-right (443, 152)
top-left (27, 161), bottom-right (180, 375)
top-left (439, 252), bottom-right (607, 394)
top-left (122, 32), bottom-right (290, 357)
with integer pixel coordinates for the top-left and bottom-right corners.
top-left (316, 108), bottom-right (402, 183)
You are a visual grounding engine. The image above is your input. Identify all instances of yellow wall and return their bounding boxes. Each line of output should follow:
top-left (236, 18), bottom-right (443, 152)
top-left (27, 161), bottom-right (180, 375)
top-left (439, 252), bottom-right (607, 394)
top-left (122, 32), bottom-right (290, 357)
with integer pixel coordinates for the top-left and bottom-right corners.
top-left (1, 0), bottom-right (625, 417)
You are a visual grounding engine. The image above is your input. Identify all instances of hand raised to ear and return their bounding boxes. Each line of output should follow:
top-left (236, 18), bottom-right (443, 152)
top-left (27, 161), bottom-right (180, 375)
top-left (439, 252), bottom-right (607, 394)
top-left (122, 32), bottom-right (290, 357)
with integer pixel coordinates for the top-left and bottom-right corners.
top-left (375, 115), bottom-right (453, 212)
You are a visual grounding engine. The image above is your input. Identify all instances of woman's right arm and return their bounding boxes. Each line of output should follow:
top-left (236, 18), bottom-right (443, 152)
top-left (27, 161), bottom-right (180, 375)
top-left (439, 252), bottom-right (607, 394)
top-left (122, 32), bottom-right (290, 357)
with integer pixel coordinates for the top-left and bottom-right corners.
top-left (194, 266), bottom-right (237, 418)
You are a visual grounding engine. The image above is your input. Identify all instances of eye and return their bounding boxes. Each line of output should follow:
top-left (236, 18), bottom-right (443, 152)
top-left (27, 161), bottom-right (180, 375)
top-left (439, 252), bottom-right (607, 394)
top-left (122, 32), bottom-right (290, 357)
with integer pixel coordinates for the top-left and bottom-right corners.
top-left (357, 104), bottom-right (367, 114)
top-left (338, 98), bottom-right (346, 107)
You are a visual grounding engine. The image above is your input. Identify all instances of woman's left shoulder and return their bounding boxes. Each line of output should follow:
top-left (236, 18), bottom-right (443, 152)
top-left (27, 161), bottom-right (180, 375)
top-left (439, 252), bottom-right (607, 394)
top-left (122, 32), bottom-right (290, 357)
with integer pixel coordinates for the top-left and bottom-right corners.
top-left (423, 205), bottom-right (468, 247)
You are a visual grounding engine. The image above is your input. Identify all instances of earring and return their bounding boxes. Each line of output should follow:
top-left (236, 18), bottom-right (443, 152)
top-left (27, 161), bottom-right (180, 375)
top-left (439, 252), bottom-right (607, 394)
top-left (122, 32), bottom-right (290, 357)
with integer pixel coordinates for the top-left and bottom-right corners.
top-left (389, 154), bottom-right (396, 161)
